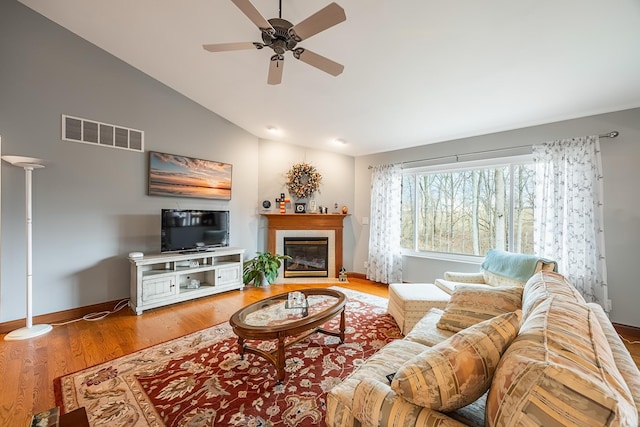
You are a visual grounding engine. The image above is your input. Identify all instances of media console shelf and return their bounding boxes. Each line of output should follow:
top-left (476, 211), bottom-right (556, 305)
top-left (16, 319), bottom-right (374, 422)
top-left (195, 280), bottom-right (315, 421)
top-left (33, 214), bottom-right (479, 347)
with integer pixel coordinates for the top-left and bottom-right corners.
top-left (129, 247), bottom-right (245, 315)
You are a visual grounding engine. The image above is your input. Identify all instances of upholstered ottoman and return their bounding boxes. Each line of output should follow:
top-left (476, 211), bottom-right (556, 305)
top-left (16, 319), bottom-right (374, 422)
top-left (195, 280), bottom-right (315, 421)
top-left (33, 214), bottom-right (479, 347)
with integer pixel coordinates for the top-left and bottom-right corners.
top-left (387, 283), bottom-right (451, 334)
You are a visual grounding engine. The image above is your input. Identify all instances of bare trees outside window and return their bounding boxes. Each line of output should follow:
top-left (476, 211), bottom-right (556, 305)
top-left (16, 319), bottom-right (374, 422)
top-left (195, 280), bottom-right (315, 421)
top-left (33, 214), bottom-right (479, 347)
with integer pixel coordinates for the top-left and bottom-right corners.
top-left (401, 157), bottom-right (535, 257)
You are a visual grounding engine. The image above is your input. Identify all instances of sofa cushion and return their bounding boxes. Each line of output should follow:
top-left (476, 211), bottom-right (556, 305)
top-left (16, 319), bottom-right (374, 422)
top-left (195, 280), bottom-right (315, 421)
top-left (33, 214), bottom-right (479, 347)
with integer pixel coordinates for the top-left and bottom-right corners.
top-left (521, 270), bottom-right (585, 318)
top-left (435, 279), bottom-right (493, 295)
top-left (437, 285), bottom-right (523, 333)
top-left (354, 378), bottom-right (468, 427)
top-left (391, 310), bottom-right (522, 412)
top-left (482, 270), bottom-right (527, 288)
top-left (486, 296), bottom-right (638, 427)
top-left (404, 308), bottom-right (456, 347)
top-left (326, 338), bottom-right (428, 427)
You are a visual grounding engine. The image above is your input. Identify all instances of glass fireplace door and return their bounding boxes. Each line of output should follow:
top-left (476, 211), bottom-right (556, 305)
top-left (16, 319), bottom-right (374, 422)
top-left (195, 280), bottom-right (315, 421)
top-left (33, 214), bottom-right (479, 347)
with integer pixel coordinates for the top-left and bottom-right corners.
top-left (283, 237), bottom-right (329, 278)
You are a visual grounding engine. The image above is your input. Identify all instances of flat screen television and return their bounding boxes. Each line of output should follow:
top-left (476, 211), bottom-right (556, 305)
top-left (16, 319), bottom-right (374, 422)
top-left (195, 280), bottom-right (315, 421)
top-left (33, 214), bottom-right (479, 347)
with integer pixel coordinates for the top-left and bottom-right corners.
top-left (161, 209), bottom-right (229, 253)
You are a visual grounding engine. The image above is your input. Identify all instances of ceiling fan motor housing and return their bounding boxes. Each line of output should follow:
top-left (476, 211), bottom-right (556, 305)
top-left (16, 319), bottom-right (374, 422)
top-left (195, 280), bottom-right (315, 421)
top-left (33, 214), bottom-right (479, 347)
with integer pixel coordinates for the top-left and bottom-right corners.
top-left (262, 18), bottom-right (298, 54)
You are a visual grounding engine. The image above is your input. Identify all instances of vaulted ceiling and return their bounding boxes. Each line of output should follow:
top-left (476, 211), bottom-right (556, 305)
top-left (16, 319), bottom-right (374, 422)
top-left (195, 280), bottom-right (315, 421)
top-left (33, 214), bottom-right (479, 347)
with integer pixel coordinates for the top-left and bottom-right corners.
top-left (19, 0), bottom-right (640, 156)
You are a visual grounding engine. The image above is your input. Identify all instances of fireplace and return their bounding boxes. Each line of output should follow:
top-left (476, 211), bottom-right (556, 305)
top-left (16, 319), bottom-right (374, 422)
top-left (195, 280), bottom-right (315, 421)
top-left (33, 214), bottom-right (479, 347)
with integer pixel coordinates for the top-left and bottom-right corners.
top-left (262, 213), bottom-right (347, 279)
top-left (283, 237), bottom-right (329, 278)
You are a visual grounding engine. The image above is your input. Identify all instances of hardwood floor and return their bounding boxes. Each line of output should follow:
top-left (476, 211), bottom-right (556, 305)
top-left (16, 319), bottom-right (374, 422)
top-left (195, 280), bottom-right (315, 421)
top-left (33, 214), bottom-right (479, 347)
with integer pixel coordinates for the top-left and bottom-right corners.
top-left (619, 332), bottom-right (640, 368)
top-left (0, 279), bottom-right (386, 426)
top-left (1, 278), bottom-right (638, 426)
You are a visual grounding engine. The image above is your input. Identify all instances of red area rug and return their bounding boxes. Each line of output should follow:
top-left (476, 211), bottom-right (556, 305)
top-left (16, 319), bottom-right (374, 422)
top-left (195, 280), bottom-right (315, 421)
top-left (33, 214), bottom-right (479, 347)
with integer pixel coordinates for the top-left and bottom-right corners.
top-left (55, 288), bottom-right (400, 426)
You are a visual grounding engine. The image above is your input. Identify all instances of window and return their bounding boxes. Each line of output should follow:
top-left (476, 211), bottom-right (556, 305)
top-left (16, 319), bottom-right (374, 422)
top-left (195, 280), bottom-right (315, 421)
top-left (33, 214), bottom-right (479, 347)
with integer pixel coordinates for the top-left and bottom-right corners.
top-left (401, 156), bottom-right (535, 258)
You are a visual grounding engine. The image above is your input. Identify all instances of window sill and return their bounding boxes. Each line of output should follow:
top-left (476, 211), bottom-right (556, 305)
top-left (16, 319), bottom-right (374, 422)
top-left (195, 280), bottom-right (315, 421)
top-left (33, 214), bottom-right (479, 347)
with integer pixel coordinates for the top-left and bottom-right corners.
top-left (401, 249), bottom-right (483, 265)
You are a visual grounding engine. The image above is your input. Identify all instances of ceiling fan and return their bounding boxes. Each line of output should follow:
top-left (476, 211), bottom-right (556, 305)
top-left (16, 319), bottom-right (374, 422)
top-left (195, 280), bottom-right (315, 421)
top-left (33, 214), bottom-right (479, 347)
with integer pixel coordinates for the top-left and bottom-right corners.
top-left (203, 0), bottom-right (346, 85)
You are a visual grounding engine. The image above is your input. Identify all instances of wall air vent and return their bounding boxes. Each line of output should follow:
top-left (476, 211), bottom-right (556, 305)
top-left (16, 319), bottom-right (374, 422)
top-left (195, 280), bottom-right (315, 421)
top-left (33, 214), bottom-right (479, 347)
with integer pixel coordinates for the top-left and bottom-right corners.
top-left (61, 114), bottom-right (144, 152)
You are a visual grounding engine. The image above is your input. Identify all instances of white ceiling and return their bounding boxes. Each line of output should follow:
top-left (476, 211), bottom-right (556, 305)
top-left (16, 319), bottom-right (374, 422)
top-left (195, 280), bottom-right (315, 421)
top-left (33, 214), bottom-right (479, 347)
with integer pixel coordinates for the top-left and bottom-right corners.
top-left (19, 0), bottom-right (640, 157)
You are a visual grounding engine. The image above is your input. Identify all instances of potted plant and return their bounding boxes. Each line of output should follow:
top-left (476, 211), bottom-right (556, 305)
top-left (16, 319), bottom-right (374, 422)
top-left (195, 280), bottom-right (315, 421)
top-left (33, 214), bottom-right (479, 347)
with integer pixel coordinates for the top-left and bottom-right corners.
top-left (243, 251), bottom-right (291, 287)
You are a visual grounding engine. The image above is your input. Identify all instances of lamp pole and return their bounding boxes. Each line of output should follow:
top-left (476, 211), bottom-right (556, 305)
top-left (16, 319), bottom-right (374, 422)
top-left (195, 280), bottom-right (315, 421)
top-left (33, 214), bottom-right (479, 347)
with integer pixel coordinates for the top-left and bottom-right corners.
top-left (2, 155), bottom-right (52, 340)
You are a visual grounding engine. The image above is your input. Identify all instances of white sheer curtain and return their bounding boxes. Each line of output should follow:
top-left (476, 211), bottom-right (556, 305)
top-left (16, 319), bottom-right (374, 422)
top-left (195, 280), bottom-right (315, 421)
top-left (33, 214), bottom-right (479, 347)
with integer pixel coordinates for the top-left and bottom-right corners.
top-left (533, 135), bottom-right (608, 309)
top-left (367, 163), bottom-right (403, 284)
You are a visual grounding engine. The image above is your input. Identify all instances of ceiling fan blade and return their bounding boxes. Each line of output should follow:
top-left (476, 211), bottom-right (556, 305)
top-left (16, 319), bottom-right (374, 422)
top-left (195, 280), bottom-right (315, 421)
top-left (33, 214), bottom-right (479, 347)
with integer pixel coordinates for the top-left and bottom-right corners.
top-left (289, 2), bottom-right (346, 42)
top-left (267, 55), bottom-right (284, 85)
top-left (203, 42), bottom-right (263, 52)
top-left (293, 48), bottom-right (344, 76)
top-left (230, 0), bottom-right (275, 36)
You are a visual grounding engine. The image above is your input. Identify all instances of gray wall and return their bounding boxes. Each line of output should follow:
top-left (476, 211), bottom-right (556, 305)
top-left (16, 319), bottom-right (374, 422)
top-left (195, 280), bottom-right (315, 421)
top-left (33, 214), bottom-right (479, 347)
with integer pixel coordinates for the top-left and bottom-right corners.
top-left (354, 108), bottom-right (640, 327)
top-left (0, 0), bottom-right (356, 323)
top-left (1, 0), bottom-right (261, 321)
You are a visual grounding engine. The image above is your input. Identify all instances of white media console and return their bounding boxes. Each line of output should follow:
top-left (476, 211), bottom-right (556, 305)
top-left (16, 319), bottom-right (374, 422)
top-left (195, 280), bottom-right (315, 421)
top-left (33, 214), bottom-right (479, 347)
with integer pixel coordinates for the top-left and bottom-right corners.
top-left (129, 247), bottom-right (245, 315)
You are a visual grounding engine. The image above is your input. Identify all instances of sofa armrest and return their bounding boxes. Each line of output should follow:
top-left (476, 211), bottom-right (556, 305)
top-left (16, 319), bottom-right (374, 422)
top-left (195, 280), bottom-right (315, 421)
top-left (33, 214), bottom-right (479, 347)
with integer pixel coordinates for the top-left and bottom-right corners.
top-left (443, 271), bottom-right (486, 283)
top-left (587, 302), bottom-right (640, 417)
top-left (353, 378), bottom-right (466, 427)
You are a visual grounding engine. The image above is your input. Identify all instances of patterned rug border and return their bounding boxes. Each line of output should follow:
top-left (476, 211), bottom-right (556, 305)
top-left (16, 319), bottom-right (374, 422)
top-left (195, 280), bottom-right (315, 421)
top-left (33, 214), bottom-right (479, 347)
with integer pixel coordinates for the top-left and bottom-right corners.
top-left (53, 286), bottom-right (390, 417)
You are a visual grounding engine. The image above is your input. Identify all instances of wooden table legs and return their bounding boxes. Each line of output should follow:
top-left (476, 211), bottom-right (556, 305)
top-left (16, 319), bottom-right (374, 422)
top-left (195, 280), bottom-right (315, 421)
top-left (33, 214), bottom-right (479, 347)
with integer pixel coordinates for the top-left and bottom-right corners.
top-left (236, 306), bottom-right (346, 383)
top-left (276, 336), bottom-right (286, 381)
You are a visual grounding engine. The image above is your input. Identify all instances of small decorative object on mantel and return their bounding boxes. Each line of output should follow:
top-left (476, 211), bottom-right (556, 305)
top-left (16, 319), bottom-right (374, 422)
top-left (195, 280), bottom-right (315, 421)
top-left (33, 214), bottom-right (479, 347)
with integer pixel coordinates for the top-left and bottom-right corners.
top-left (286, 162), bottom-right (322, 200)
top-left (275, 193), bottom-right (291, 214)
top-left (342, 205), bottom-right (348, 214)
top-left (295, 202), bottom-right (306, 213)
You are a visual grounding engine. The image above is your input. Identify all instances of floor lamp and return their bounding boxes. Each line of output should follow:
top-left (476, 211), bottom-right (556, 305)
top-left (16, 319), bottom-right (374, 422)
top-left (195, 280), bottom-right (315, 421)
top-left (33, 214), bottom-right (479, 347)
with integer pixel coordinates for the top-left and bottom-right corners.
top-left (2, 155), bottom-right (52, 341)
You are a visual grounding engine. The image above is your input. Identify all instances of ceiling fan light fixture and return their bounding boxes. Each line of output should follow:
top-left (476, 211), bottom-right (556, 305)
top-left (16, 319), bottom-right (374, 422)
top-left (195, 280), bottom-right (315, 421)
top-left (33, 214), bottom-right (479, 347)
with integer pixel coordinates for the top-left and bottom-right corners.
top-left (274, 43), bottom-right (285, 55)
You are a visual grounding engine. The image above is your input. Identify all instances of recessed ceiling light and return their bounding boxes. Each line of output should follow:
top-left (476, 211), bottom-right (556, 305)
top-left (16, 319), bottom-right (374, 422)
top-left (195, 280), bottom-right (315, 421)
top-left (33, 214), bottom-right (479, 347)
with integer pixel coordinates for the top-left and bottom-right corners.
top-left (333, 138), bottom-right (347, 145)
top-left (267, 126), bottom-right (280, 134)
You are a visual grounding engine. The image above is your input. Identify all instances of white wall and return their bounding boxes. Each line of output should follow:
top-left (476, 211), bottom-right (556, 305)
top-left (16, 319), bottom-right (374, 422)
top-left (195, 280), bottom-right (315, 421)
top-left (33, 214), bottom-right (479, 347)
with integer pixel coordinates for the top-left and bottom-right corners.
top-left (354, 108), bottom-right (640, 328)
top-left (256, 139), bottom-right (355, 268)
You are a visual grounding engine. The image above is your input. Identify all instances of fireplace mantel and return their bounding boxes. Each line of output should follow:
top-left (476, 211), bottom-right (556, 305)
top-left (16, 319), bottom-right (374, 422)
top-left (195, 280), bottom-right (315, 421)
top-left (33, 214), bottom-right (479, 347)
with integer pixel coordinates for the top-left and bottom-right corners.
top-left (262, 213), bottom-right (348, 278)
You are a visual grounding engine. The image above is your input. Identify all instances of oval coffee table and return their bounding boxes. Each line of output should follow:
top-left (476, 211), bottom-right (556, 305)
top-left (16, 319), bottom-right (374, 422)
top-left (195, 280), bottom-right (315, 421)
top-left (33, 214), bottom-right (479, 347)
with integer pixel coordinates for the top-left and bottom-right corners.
top-left (229, 288), bottom-right (346, 382)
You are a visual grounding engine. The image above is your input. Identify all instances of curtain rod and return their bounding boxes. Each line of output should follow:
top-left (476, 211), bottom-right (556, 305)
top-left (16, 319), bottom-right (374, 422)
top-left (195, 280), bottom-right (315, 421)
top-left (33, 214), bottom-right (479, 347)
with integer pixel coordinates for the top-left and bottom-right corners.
top-left (368, 130), bottom-right (619, 170)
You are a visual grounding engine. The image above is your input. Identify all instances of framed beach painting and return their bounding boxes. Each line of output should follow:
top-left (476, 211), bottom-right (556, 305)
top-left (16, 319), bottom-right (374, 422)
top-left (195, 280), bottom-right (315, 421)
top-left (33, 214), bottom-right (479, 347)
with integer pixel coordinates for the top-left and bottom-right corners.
top-left (148, 151), bottom-right (232, 200)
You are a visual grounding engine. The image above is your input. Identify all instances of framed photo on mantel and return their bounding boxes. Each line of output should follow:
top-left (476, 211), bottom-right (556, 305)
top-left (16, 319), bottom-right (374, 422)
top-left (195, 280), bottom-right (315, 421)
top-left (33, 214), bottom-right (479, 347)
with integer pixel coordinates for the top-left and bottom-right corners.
top-left (295, 202), bottom-right (306, 213)
top-left (148, 151), bottom-right (232, 200)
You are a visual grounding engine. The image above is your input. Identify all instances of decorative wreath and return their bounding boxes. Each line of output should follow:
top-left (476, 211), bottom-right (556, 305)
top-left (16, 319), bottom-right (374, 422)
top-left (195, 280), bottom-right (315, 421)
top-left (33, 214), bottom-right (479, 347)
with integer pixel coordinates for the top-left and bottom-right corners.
top-left (286, 162), bottom-right (322, 199)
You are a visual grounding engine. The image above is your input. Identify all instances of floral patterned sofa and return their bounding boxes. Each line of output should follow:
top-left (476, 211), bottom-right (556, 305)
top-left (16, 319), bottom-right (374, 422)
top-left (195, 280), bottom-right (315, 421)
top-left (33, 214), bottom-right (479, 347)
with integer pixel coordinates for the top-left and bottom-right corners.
top-left (326, 271), bottom-right (640, 426)
top-left (434, 248), bottom-right (558, 294)
top-left (388, 249), bottom-right (558, 335)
